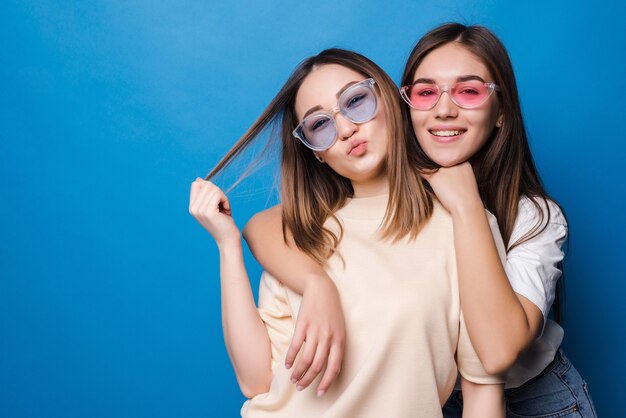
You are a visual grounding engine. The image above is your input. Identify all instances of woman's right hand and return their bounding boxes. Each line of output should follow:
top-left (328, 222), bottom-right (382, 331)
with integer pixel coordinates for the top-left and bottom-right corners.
top-left (189, 178), bottom-right (241, 247)
top-left (422, 162), bottom-right (483, 216)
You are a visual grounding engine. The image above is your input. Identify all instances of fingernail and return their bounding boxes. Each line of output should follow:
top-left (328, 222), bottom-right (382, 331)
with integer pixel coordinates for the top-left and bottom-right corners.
top-left (290, 377), bottom-right (297, 383)
top-left (296, 385), bottom-right (304, 391)
top-left (285, 362), bottom-right (292, 370)
top-left (317, 389), bottom-right (325, 397)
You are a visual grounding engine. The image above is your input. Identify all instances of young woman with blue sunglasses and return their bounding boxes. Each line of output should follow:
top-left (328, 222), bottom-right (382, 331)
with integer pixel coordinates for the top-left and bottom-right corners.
top-left (190, 48), bottom-right (506, 416)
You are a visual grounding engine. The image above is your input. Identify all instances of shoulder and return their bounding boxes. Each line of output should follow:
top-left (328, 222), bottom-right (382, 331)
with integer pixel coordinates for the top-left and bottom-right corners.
top-left (243, 204), bottom-right (283, 239)
top-left (517, 196), bottom-right (566, 228)
top-left (509, 196), bottom-right (567, 250)
top-left (248, 204), bottom-right (283, 223)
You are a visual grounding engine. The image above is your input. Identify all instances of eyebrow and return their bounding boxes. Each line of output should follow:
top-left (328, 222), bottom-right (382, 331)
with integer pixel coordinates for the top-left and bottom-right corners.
top-left (302, 80), bottom-right (360, 119)
top-left (412, 75), bottom-right (487, 84)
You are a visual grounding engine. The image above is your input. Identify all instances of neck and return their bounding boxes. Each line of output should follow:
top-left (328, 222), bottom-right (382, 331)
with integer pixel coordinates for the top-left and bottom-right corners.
top-left (351, 174), bottom-right (389, 198)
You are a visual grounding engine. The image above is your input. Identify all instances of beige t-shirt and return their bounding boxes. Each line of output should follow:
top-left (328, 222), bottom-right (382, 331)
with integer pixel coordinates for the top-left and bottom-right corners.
top-left (242, 194), bottom-right (503, 418)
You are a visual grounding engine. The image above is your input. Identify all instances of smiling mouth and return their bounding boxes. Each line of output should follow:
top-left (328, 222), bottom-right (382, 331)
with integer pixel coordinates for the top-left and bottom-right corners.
top-left (429, 129), bottom-right (466, 137)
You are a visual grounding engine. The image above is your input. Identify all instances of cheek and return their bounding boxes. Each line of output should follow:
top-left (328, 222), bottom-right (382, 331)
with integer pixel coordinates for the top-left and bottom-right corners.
top-left (410, 111), bottom-right (423, 127)
top-left (484, 102), bottom-right (501, 129)
top-left (318, 146), bottom-right (346, 169)
top-left (409, 112), bottom-right (429, 146)
top-left (415, 135), bottom-right (430, 153)
top-left (469, 107), bottom-right (498, 134)
top-left (374, 106), bottom-right (388, 132)
top-left (317, 148), bottom-right (333, 162)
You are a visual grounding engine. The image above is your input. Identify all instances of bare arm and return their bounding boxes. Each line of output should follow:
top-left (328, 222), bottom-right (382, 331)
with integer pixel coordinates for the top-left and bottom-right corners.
top-left (426, 163), bottom-right (543, 374)
top-left (457, 309), bottom-right (505, 417)
top-left (243, 206), bottom-right (345, 396)
top-left (189, 179), bottom-right (272, 398)
top-left (244, 205), bottom-right (326, 293)
top-left (460, 378), bottom-right (505, 418)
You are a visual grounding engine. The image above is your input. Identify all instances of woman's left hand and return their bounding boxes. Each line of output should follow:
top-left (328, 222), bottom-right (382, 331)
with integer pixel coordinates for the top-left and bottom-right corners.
top-left (422, 162), bottom-right (483, 215)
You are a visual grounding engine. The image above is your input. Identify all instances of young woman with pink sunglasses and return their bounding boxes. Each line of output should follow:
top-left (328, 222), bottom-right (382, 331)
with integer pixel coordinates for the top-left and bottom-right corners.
top-left (244, 23), bottom-right (597, 417)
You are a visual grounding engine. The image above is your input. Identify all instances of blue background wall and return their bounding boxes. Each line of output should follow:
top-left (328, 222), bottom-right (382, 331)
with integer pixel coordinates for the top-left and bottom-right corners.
top-left (2, 1), bottom-right (624, 416)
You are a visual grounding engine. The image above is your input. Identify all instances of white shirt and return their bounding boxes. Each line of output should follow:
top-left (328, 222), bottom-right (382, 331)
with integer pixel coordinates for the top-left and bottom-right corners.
top-left (502, 196), bottom-right (567, 388)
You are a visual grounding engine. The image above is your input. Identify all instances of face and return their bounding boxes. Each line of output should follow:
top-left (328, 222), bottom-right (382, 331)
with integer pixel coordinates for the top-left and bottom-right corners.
top-left (408, 42), bottom-right (502, 167)
top-left (295, 64), bottom-right (388, 186)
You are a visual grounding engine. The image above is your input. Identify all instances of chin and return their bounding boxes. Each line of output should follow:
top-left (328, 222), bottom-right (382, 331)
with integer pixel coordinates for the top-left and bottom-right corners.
top-left (430, 154), bottom-right (465, 168)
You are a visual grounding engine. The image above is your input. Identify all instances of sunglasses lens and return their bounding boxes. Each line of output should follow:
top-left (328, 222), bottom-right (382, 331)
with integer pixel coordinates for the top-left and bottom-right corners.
top-left (451, 81), bottom-right (491, 108)
top-left (341, 83), bottom-right (377, 123)
top-left (299, 114), bottom-right (336, 150)
top-left (405, 84), bottom-right (439, 109)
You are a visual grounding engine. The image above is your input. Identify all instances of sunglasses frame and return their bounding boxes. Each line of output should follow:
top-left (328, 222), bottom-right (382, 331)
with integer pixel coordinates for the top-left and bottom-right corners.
top-left (400, 81), bottom-right (500, 110)
top-left (293, 78), bottom-right (377, 151)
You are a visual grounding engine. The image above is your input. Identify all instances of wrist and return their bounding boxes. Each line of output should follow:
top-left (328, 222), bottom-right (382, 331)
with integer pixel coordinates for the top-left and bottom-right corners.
top-left (302, 271), bottom-right (336, 294)
top-left (217, 236), bottom-right (243, 255)
top-left (449, 197), bottom-right (485, 219)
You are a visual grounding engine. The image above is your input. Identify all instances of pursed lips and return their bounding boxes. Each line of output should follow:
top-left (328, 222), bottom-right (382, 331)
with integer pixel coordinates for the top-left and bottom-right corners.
top-left (348, 140), bottom-right (367, 155)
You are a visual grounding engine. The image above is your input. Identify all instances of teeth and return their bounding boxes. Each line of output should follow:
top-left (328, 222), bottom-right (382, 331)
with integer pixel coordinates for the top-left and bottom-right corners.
top-left (431, 130), bottom-right (464, 137)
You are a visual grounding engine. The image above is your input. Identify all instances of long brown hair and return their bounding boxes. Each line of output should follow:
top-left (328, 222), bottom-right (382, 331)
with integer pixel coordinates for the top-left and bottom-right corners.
top-left (208, 48), bottom-right (432, 263)
top-left (401, 23), bottom-right (564, 321)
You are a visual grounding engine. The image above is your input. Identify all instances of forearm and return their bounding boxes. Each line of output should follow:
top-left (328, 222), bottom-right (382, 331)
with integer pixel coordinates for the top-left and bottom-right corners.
top-left (218, 241), bottom-right (272, 398)
top-left (243, 207), bottom-right (346, 395)
top-left (460, 378), bottom-right (504, 418)
top-left (243, 207), bottom-right (330, 295)
top-left (452, 205), bottom-right (538, 372)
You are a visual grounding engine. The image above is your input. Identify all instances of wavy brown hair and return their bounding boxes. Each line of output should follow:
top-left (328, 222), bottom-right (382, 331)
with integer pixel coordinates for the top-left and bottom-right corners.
top-left (207, 48), bottom-right (432, 263)
top-left (401, 23), bottom-right (564, 322)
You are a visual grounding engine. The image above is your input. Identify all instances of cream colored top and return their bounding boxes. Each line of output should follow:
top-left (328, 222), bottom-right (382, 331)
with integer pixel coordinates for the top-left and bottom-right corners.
top-left (242, 194), bottom-right (503, 418)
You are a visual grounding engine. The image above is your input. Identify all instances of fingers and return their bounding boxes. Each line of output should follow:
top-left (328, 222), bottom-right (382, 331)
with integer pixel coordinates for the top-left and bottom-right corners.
top-left (288, 333), bottom-right (344, 395)
top-left (190, 184), bottom-right (217, 217)
top-left (189, 178), bottom-right (202, 210)
top-left (289, 335), bottom-right (316, 385)
top-left (189, 178), bottom-right (212, 213)
top-left (316, 343), bottom-right (343, 396)
top-left (220, 195), bottom-right (232, 216)
top-left (189, 178), bottom-right (230, 217)
top-left (294, 339), bottom-right (330, 392)
top-left (285, 322), bottom-right (306, 370)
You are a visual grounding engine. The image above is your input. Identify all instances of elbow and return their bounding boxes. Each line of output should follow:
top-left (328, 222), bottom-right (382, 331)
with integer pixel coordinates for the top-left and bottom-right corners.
top-left (237, 371), bottom-right (272, 399)
top-left (481, 320), bottom-right (540, 374)
top-left (481, 349), bottom-right (519, 375)
top-left (240, 383), bottom-right (269, 400)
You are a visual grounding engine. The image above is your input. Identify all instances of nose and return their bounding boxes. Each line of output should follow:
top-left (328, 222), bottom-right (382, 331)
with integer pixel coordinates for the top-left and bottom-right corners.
top-left (334, 113), bottom-right (358, 141)
top-left (434, 88), bottom-right (459, 119)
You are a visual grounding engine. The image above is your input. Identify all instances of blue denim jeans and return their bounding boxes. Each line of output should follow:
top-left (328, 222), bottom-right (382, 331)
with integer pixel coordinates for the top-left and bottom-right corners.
top-left (443, 350), bottom-right (598, 417)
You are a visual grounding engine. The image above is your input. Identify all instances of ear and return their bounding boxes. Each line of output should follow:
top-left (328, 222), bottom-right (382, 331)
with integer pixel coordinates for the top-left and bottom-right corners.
top-left (314, 153), bottom-right (325, 163)
top-left (496, 113), bottom-right (504, 128)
